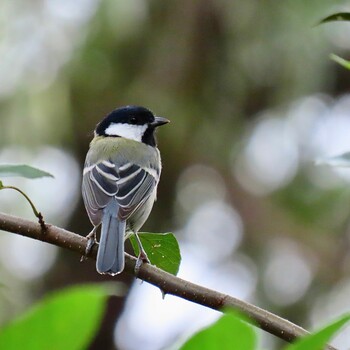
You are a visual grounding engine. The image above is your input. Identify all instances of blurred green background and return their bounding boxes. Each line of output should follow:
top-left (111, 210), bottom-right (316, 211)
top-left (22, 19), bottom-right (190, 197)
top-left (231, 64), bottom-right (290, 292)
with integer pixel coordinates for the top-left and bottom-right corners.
top-left (1, 0), bottom-right (350, 349)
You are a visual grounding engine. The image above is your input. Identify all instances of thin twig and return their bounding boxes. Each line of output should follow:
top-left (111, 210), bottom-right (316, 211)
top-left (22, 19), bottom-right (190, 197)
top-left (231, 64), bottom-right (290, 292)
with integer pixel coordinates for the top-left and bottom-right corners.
top-left (0, 212), bottom-right (337, 349)
top-left (0, 186), bottom-right (47, 231)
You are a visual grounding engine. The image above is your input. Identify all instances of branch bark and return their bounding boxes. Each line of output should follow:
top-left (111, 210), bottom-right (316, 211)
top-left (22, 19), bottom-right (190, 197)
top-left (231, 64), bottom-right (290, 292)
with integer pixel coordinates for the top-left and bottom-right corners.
top-left (0, 212), bottom-right (336, 349)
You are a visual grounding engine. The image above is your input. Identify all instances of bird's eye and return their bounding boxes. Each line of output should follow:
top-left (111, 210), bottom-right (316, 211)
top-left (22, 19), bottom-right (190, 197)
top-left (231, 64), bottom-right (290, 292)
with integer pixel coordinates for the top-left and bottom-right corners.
top-left (130, 116), bottom-right (137, 124)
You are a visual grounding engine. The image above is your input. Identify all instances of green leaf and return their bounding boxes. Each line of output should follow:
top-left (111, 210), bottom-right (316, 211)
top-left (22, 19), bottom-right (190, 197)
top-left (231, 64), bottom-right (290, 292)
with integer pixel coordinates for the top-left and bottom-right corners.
top-left (179, 311), bottom-right (256, 350)
top-left (0, 164), bottom-right (54, 179)
top-left (129, 232), bottom-right (181, 275)
top-left (284, 314), bottom-right (350, 350)
top-left (0, 284), bottom-right (116, 350)
top-left (330, 54), bottom-right (350, 70)
top-left (317, 12), bottom-right (350, 25)
top-left (315, 152), bottom-right (350, 167)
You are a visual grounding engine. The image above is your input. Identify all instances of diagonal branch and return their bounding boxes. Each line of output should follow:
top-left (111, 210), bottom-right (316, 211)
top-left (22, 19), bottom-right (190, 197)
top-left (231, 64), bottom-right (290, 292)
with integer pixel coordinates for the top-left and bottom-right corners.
top-left (0, 212), bottom-right (336, 349)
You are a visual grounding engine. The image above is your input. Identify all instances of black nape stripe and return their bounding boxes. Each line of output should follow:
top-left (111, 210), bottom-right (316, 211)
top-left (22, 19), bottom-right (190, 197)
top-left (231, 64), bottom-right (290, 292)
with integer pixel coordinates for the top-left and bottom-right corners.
top-left (142, 127), bottom-right (157, 147)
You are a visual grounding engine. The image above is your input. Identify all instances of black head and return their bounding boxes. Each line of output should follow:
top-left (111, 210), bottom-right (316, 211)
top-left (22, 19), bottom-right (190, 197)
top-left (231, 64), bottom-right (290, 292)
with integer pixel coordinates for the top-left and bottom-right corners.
top-left (95, 106), bottom-right (169, 147)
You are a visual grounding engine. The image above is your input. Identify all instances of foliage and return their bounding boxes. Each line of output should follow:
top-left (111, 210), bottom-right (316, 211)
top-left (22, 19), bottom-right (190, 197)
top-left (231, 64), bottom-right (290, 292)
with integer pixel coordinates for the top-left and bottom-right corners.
top-left (180, 312), bottom-right (350, 350)
top-left (129, 232), bottom-right (181, 275)
top-left (0, 164), bottom-right (53, 179)
top-left (0, 284), bottom-right (115, 350)
top-left (318, 12), bottom-right (350, 25)
top-left (319, 12), bottom-right (350, 70)
top-left (0, 164), bottom-right (53, 220)
top-left (179, 311), bottom-right (256, 350)
top-left (285, 314), bottom-right (350, 350)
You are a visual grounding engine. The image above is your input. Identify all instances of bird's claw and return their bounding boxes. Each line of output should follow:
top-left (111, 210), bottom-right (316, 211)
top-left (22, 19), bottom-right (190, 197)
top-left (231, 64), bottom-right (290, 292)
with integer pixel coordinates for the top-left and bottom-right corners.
top-left (85, 236), bottom-right (97, 256)
top-left (81, 228), bottom-right (97, 262)
top-left (134, 250), bottom-right (150, 274)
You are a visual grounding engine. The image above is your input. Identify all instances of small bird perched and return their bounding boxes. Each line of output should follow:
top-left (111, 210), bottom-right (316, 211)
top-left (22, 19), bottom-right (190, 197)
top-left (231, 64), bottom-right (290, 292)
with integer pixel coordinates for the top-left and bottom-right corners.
top-left (82, 106), bottom-right (169, 275)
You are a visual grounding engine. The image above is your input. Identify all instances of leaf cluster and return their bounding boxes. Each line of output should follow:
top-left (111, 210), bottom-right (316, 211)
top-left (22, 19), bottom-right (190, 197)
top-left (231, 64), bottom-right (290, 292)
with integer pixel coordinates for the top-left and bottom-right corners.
top-left (180, 311), bottom-right (349, 350)
top-left (0, 288), bottom-right (347, 350)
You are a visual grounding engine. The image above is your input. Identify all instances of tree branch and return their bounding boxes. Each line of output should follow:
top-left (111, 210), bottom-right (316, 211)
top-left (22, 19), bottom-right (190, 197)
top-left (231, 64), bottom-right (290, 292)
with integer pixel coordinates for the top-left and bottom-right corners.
top-left (0, 212), bottom-right (336, 349)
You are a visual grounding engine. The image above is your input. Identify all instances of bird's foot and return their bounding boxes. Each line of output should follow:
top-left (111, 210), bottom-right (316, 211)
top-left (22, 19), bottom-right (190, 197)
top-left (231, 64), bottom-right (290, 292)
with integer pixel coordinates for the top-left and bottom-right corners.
top-left (134, 249), bottom-right (150, 274)
top-left (80, 228), bottom-right (98, 262)
top-left (133, 232), bottom-right (150, 274)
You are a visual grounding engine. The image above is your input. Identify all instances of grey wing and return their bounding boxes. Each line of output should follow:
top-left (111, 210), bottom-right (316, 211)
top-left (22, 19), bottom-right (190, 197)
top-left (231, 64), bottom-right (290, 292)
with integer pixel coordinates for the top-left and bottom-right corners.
top-left (83, 160), bottom-right (158, 225)
top-left (82, 161), bottom-right (119, 225)
top-left (116, 162), bottom-right (158, 221)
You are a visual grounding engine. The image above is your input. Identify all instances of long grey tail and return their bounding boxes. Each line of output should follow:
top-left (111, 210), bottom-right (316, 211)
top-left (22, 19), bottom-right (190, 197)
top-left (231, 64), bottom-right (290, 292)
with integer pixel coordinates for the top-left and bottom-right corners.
top-left (97, 200), bottom-right (125, 275)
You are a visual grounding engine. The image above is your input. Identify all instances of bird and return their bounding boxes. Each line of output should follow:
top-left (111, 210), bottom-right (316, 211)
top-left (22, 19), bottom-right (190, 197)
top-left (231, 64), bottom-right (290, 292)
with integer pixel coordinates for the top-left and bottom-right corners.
top-left (82, 105), bottom-right (169, 275)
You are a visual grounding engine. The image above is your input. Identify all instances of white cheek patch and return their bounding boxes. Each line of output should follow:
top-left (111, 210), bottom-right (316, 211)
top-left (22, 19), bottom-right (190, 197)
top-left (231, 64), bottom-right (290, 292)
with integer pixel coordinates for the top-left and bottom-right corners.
top-left (105, 123), bottom-right (148, 142)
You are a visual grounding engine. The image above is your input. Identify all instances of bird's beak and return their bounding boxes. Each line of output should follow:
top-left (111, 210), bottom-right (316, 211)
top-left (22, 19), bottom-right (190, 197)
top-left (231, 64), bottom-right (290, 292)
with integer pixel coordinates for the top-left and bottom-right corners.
top-left (151, 116), bottom-right (170, 127)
